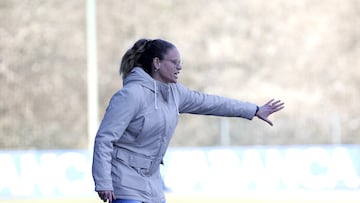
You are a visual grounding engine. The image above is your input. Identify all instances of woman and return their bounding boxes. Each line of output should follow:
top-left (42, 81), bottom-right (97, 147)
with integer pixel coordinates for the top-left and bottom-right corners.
top-left (92, 38), bottom-right (284, 203)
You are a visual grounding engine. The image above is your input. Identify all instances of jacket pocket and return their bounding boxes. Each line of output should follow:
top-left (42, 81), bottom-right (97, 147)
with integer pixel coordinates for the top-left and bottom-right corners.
top-left (114, 147), bottom-right (152, 169)
top-left (112, 150), bottom-right (150, 193)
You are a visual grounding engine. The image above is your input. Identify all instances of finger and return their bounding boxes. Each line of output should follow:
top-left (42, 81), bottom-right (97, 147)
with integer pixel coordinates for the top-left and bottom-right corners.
top-left (262, 118), bottom-right (273, 126)
top-left (112, 192), bottom-right (116, 200)
top-left (101, 191), bottom-right (111, 202)
top-left (271, 100), bottom-right (282, 106)
top-left (107, 193), bottom-right (112, 202)
top-left (98, 192), bottom-right (105, 201)
top-left (265, 99), bottom-right (275, 106)
top-left (272, 105), bottom-right (285, 113)
top-left (272, 101), bottom-right (284, 108)
top-left (101, 194), bottom-right (107, 202)
top-left (109, 192), bottom-right (116, 203)
top-left (269, 101), bottom-right (284, 110)
top-left (258, 115), bottom-right (273, 126)
top-left (265, 118), bottom-right (273, 126)
top-left (109, 194), bottom-right (115, 203)
top-left (268, 108), bottom-right (283, 115)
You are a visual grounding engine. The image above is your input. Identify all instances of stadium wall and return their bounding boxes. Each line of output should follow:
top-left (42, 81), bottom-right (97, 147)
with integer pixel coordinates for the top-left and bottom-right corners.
top-left (0, 145), bottom-right (359, 199)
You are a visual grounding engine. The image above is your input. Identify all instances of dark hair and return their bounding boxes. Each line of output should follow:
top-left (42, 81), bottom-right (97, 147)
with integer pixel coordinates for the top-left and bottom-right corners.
top-left (120, 38), bottom-right (175, 79)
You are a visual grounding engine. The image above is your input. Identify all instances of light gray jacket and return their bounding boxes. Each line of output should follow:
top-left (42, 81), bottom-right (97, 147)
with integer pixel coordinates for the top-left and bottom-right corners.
top-left (92, 67), bottom-right (257, 203)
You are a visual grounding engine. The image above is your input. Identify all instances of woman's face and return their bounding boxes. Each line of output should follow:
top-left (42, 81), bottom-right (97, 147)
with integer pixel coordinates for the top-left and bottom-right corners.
top-left (154, 47), bottom-right (182, 83)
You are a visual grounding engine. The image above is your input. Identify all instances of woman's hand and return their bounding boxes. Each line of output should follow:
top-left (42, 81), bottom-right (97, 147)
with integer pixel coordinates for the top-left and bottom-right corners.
top-left (98, 190), bottom-right (116, 203)
top-left (256, 99), bottom-right (285, 126)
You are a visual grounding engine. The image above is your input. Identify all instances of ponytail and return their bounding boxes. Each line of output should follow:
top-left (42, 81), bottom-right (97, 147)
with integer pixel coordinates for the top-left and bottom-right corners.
top-left (120, 39), bottom-right (149, 79)
top-left (119, 38), bottom-right (175, 80)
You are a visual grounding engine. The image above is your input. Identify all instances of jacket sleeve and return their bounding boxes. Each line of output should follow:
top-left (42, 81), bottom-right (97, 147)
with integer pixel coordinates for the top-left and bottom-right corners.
top-left (175, 83), bottom-right (257, 120)
top-left (92, 85), bottom-right (141, 191)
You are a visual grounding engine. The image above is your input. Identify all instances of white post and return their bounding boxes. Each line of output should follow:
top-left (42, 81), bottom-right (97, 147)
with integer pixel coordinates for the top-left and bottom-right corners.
top-left (220, 118), bottom-right (230, 145)
top-left (87, 0), bottom-right (99, 151)
top-left (332, 112), bottom-right (341, 144)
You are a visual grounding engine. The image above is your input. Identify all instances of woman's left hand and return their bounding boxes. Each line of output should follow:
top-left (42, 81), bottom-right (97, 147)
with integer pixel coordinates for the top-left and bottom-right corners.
top-left (256, 99), bottom-right (285, 126)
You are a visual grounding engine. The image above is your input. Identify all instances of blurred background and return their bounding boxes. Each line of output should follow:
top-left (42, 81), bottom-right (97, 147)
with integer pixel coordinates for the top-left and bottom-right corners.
top-left (0, 0), bottom-right (359, 202)
top-left (1, 0), bottom-right (360, 149)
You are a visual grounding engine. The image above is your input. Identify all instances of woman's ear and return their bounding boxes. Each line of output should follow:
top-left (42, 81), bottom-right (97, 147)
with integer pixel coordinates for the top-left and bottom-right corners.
top-left (153, 57), bottom-right (161, 70)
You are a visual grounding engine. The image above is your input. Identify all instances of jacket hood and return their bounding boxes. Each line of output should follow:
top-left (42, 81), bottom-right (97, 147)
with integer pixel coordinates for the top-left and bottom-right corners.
top-left (123, 67), bottom-right (154, 90)
top-left (123, 67), bottom-right (179, 112)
